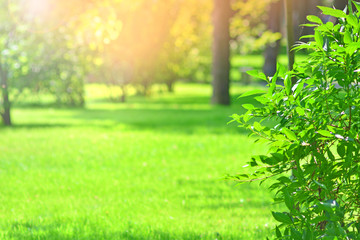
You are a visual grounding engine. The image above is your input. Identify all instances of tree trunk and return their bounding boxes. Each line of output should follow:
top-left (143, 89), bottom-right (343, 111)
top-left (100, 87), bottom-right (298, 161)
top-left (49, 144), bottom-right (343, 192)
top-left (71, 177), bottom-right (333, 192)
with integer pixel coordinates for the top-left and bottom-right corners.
top-left (263, 0), bottom-right (283, 77)
top-left (166, 81), bottom-right (174, 93)
top-left (211, 0), bottom-right (231, 105)
top-left (1, 68), bottom-right (11, 126)
top-left (333, 0), bottom-right (347, 10)
top-left (285, 0), bottom-right (296, 85)
top-left (120, 85), bottom-right (126, 102)
top-left (294, 0), bottom-right (319, 41)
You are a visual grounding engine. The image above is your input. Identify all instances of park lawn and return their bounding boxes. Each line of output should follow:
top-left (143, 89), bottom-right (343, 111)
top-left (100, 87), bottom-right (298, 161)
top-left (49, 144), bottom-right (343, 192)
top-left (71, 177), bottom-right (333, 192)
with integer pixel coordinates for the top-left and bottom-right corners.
top-left (231, 54), bottom-right (307, 82)
top-left (0, 83), bottom-right (281, 240)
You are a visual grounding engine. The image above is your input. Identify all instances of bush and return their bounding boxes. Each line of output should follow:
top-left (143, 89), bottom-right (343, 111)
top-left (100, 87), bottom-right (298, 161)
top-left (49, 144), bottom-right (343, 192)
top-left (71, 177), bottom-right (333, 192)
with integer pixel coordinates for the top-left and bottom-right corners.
top-left (231, 2), bottom-right (360, 239)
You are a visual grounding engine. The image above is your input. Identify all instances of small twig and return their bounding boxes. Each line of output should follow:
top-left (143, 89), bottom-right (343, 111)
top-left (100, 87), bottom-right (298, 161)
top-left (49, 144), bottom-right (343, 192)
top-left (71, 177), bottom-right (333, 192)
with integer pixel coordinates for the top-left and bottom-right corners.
top-left (233, 173), bottom-right (282, 183)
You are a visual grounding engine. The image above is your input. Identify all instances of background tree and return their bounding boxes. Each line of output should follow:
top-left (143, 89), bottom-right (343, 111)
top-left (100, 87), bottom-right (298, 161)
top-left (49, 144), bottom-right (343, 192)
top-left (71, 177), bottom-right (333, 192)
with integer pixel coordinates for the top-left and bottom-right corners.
top-left (333, 0), bottom-right (349, 10)
top-left (263, 0), bottom-right (283, 77)
top-left (2, 0), bottom-right (350, 126)
top-left (293, 0), bottom-right (320, 40)
top-left (0, 0), bottom-right (37, 125)
top-left (285, 0), bottom-right (295, 80)
top-left (211, 0), bottom-right (231, 105)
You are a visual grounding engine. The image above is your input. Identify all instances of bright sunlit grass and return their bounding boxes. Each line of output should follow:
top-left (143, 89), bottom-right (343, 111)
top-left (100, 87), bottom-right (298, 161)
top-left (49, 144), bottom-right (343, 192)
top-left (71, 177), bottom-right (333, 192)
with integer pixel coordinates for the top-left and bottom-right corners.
top-left (231, 53), bottom-right (308, 82)
top-left (0, 83), bottom-right (280, 239)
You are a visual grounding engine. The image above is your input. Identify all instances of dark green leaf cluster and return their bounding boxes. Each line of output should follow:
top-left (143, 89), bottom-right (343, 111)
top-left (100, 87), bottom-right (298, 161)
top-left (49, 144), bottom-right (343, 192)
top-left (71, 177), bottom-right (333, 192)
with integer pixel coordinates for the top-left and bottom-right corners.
top-left (231, 1), bottom-right (360, 239)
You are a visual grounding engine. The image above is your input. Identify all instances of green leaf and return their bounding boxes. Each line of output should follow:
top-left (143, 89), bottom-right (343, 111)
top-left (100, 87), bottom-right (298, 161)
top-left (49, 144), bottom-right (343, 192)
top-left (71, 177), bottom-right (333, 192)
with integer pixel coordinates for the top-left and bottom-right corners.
top-left (291, 228), bottom-right (302, 240)
top-left (325, 21), bottom-right (334, 30)
top-left (327, 125), bottom-right (336, 133)
top-left (272, 212), bottom-right (293, 224)
top-left (293, 42), bottom-right (314, 51)
top-left (346, 42), bottom-right (360, 55)
top-left (318, 6), bottom-right (347, 18)
top-left (271, 70), bottom-right (279, 84)
top-left (253, 122), bottom-right (263, 132)
top-left (347, 14), bottom-right (358, 28)
top-left (344, 30), bottom-right (352, 44)
top-left (277, 62), bottom-right (287, 76)
top-left (300, 23), bottom-right (319, 27)
top-left (277, 176), bottom-right (291, 184)
top-left (327, 149), bottom-right (335, 161)
top-left (238, 90), bottom-right (266, 98)
top-left (247, 70), bottom-right (266, 80)
top-left (284, 190), bottom-right (294, 212)
top-left (295, 107), bottom-right (305, 116)
top-left (284, 75), bottom-right (292, 95)
top-left (282, 128), bottom-right (297, 141)
top-left (311, 215), bottom-right (327, 224)
top-left (313, 180), bottom-right (328, 190)
top-left (315, 30), bottom-right (324, 47)
top-left (318, 130), bottom-right (333, 137)
top-left (307, 15), bottom-right (323, 24)
top-left (303, 228), bottom-right (314, 240)
top-left (319, 200), bottom-right (338, 212)
top-left (337, 144), bottom-right (346, 158)
top-left (299, 34), bottom-right (314, 40)
top-left (354, 1), bottom-right (360, 13)
top-left (242, 104), bottom-right (255, 110)
top-left (275, 226), bottom-right (282, 238)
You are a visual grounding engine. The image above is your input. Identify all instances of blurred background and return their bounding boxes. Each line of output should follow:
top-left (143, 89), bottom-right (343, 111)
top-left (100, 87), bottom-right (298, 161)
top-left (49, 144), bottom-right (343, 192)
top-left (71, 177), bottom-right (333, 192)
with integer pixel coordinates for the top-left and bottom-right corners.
top-left (0, 1), bottom-right (354, 239)
top-left (0, 0), bottom-right (348, 125)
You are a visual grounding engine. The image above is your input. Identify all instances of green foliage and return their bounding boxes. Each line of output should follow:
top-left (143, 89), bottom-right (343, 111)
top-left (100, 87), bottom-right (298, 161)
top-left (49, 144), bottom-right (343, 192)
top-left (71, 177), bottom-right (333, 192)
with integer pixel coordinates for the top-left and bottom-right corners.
top-left (0, 0), bottom-right (100, 111)
top-left (231, 0), bottom-right (279, 54)
top-left (231, 1), bottom-right (360, 239)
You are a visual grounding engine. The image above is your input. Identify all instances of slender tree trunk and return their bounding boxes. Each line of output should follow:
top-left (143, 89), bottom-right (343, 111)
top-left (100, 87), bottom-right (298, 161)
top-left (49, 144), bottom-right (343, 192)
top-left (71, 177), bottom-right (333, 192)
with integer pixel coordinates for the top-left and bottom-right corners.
top-left (333, 0), bottom-right (347, 10)
top-left (120, 85), bottom-right (126, 102)
top-left (285, 0), bottom-right (296, 85)
top-left (166, 81), bottom-right (174, 93)
top-left (294, 0), bottom-right (319, 41)
top-left (0, 67), bottom-right (11, 126)
top-left (211, 0), bottom-right (231, 105)
top-left (263, 0), bottom-right (283, 77)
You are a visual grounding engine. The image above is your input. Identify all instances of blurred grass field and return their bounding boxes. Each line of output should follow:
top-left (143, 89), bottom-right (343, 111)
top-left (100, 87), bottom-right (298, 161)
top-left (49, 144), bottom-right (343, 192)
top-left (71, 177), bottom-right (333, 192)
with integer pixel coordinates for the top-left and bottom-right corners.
top-left (0, 82), bottom-right (281, 239)
top-left (230, 54), bottom-right (307, 82)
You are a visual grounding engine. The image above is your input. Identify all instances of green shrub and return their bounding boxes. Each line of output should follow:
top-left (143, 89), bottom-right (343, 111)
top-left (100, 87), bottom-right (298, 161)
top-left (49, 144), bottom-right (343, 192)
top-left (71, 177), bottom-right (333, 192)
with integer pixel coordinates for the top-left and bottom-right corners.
top-left (231, 2), bottom-right (360, 239)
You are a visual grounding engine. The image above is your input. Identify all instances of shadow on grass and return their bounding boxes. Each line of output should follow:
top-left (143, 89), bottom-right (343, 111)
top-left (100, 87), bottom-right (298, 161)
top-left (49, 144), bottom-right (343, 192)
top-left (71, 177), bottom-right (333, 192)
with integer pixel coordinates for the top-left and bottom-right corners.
top-left (13, 94), bottom-right (215, 109)
top-left (5, 108), bottom-right (249, 134)
top-left (86, 94), bottom-right (216, 106)
top-left (7, 95), bottom-right (262, 135)
top-left (177, 180), bottom-right (274, 210)
top-left (70, 107), bottom-right (249, 134)
top-left (1, 123), bottom-right (70, 129)
top-left (7, 231), bottom-right (211, 240)
top-left (74, 94), bottom-right (260, 134)
top-left (7, 221), bottom-right (253, 240)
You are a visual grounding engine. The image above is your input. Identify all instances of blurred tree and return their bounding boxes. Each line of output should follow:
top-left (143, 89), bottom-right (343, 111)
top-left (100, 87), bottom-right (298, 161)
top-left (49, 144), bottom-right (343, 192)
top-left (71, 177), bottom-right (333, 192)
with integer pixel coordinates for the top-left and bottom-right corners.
top-left (285, 0), bottom-right (295, 80)
top-left (97, 0), bottom-right (175, 96)
top-left (261, 0), bottom-right (328, 77)
top-left (0, 0), bottom-right (119, 125)
top-left (263, 0), bottom-right (283, 77)
top-left (153, 0), bottom-right (213, 91)
top-left (20, 0), bottom-right (119, 106)
top-left (92, 0), bottom-right (213, 98)
top-left (231, 0), bottom-right (275, 54)
top-left (0, 62), bottom-right (11, 126)
top-left (0, 0), bottom-right (36, 125)
top-left (211, 0), bottom-right (231, 105)
top-left (293, 0), bottom-right (320, 40)
top-left (333, 0), bottom-right (349, 9)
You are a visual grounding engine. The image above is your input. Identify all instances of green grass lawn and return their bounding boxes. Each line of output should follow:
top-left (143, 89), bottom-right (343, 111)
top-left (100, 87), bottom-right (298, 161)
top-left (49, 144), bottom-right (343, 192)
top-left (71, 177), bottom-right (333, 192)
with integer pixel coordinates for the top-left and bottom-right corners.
top-left (0, 83), bottom-right (280, 239)
top-left (231, 53), bottom-right (307, 82)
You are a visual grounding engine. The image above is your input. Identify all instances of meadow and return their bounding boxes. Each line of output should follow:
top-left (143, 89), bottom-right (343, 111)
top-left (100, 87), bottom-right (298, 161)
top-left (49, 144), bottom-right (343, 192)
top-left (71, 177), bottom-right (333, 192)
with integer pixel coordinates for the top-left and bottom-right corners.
top-left (0, 83), bottom-right (281, 239)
